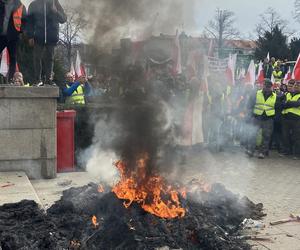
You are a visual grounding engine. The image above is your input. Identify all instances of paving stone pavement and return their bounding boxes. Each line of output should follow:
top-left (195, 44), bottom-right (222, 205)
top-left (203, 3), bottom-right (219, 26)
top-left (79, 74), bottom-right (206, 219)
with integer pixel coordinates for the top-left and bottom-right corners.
top-left (1, 149), bottom-right (299, 249)
top-left (182, 149), bottom-right (300, 250)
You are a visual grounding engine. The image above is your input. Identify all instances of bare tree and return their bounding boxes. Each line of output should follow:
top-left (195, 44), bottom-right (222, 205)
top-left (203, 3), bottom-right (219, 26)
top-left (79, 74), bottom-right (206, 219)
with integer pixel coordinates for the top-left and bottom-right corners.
top-left (294, 0), bottom-right (300, 22)
top-left (59, 3), bottom-right (88, 68)
top-left (205, 8), bottom-right (240, 54)
top-left (256, 7), bottom-right (289, 36)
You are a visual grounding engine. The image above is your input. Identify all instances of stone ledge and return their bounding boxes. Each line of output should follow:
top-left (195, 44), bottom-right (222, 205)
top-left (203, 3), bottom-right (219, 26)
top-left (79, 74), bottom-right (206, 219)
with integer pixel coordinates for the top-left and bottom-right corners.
top-left (0, 86), bottom-right (59, 98)
top-left (0, 99), bottom-right (57, 129)
top-left (0, 129), bottom-right (56, 161)
top-left (0, 159), bottom-right (56, 179)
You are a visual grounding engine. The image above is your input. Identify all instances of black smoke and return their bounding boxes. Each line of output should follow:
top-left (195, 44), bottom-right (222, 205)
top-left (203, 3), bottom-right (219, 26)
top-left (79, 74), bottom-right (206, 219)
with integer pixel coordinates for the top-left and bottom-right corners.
top-left (95, 66), bottom-right (176, 177)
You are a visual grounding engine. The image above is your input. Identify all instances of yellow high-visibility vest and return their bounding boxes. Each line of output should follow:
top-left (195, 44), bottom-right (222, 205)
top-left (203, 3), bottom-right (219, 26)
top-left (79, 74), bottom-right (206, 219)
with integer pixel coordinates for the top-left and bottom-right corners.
top-left (253, 90), bottom-right (277, 116)
top-left (66, 84), bottom-right (85, 105)
top-left (272, 71), bottom-right (283, 82)
top-left (282, 93), bottom-right (300, 116)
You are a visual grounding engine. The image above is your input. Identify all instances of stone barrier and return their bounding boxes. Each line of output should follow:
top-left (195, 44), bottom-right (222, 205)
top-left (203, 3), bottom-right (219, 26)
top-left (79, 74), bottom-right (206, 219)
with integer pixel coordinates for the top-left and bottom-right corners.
top-left (0, 86), bottom-right (59, 179)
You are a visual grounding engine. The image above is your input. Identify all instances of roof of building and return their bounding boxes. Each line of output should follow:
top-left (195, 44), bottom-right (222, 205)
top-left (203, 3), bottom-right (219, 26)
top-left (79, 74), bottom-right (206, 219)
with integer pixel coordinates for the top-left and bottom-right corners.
top-left (223, 40), bottom-right (257, 50)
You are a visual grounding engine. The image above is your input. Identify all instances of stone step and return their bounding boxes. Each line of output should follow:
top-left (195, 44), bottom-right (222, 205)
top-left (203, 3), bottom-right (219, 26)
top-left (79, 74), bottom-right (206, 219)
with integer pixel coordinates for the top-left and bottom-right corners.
top-left (0, 171), bottom-right (43, 207)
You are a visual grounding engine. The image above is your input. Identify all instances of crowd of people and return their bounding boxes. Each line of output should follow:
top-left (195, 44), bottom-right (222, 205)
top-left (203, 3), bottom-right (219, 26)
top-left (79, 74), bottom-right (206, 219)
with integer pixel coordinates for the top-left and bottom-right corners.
top-left (203, 59), bottom-right (300, 161)
top-left (1, 1), bottom-right (299, 161)
top-left (0, 0), bottom-right (66, 85)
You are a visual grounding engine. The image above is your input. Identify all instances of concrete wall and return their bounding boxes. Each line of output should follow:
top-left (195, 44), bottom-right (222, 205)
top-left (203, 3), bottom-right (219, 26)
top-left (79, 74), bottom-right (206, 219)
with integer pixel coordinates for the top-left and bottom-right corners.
top-left (0, 86), bottom-right (59, 179)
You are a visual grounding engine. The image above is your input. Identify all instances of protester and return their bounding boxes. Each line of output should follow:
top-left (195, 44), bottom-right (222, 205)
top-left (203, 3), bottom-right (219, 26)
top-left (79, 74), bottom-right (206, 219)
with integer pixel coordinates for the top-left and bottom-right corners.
top-left (270, 82), bottom-right (285, 152)
top-left (272, 66), bottom-right (283, 83)
top-left (263, 58), bottom-right (273, 79)
top-left (206, 77), bottom-right (225, 151)
top-left (270, 57), bottom-right (277, 68)
top-left (281, 80), bottom-right (300, 160)
top-left (246, 79), bottom-right (280, 159)
top-left (63, 74), bottom-right (91, 105)
top-left (65, 71), bottom-right (74, 85)
top-left (26, 0), bottom-right (66, 86)
top-left (12, 71), bottom-right (27, 86)
top-left (0, 0), bottom-right (26, 82)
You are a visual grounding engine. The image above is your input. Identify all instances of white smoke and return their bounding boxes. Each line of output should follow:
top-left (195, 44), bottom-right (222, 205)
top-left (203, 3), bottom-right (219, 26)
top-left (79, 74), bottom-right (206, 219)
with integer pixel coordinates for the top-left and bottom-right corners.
top-left (85, 149), bottom-right (118, 185)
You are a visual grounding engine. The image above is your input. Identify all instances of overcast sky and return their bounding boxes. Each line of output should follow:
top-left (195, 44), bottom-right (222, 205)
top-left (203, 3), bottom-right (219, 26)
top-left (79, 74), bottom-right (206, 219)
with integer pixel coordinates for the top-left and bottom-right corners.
top-left (22, 0), bottom-right (299, 38)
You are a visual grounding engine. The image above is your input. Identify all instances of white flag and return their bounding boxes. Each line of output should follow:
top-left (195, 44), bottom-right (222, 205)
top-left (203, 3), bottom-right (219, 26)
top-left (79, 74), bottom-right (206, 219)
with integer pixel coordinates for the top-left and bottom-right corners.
top-left (0, 48), bottom-right (9, 77)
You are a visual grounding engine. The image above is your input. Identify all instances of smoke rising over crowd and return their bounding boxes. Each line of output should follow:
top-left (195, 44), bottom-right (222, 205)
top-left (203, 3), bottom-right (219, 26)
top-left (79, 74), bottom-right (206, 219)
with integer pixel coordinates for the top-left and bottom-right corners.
top-left (77, 0), bottom-right (197, 49)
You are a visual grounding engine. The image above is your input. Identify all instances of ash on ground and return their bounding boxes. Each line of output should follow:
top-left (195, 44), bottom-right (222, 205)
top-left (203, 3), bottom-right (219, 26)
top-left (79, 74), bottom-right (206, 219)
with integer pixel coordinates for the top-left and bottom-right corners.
top-left (0, 183), bottom-right (265, 250)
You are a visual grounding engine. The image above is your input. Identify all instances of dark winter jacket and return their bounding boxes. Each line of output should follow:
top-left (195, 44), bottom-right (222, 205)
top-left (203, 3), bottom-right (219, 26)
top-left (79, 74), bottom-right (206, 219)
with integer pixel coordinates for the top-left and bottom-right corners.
top-left (0, 0), bottom-right (26, 41)
top-left (26, 0), bottom-right (66, 45)
top-left (263, 64), bottom-right (273, 79)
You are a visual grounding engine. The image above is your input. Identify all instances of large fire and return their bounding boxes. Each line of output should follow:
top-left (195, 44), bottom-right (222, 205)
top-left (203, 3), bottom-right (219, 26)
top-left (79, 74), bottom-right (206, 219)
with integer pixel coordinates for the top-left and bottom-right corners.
top-left (112, 155), bottom-right (186, 219)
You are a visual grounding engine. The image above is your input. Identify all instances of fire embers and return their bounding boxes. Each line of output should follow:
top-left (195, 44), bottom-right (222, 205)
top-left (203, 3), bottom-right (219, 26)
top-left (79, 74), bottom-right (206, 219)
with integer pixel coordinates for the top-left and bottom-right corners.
top-left (112, 156), bottom-right (186, 219)
top-left (97, 184), bottom-right (105, 193)
top-left (91, 215), bottom-right (99, 229)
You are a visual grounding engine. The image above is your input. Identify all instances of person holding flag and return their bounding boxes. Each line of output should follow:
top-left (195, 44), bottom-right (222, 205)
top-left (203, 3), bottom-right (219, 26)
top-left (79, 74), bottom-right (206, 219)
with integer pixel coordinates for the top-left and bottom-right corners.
top-left (63, 73), bottom-right (91, 105)
top-left (0, 0), bottom-right (26, 82)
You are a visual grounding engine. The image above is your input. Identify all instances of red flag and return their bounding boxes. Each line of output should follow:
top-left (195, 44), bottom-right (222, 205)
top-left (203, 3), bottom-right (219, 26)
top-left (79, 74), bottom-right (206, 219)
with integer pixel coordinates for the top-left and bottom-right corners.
top-left (186, 50), bottom-right (201, 80)
top-left (75, 50), bottom-right (86, 79)
top-left (256, 61), bottom-right (264, 84)
top-left (283, 67), bottom-right (292, 84)
top-left (70, 61), bottom-right (75, 76)
top-left (293, 53), bottom-right (300, 80)
top-left (244, 60), bottom-right (256, 86)
top-left (15, 63), bottom-right (20, 72)
top-left (225, 54), bottom-right (236, 86)
top-left (172, 30), bottom-right (182, 75)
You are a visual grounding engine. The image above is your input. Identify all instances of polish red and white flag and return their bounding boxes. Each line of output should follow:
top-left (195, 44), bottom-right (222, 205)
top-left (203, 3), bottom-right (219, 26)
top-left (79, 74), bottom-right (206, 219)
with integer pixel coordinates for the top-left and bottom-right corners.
top-left (0, 47), bottom-right (9, 77)
top-left (172, 30), bottom-right (182, 76)
top-left (244, 60), bottom-right (256, 85)
top-left (75, 50), bottom-right (86, 79)
top-left (70, 61), bottom-right (75, 76)
top-left (256, 61), bottom-right (265, 84)
top-left (283, 67), bottom-right (292, 84)
top-left (292, 53), bottom-right (300, 80)
top-left (225, 54), bottom-right (237, 86)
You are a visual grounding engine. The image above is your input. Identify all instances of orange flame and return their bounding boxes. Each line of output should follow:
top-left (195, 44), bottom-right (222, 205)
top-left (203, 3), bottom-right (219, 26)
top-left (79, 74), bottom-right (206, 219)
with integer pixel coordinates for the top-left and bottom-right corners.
top-left (112, 156), bottom-right (186, 219)
top-left (98, 184), bottom-right (105, 193)
top-left (91, 215), bottom-right (99, 228)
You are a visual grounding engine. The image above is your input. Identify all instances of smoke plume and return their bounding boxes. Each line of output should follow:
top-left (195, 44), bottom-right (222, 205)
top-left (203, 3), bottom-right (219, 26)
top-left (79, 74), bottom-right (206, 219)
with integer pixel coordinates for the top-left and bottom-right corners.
top-left (80, 65), bottom-right (183, 182)
top-left (77, 0), bottom-right (198, 49)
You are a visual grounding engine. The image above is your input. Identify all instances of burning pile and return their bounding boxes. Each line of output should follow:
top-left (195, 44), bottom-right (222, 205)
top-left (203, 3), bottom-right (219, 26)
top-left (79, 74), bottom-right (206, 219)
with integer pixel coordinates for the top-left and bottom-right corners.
top-left (112, 158), bottom-right (186, 219)
top-left (0, 179), bottom-right (265, 250)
